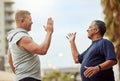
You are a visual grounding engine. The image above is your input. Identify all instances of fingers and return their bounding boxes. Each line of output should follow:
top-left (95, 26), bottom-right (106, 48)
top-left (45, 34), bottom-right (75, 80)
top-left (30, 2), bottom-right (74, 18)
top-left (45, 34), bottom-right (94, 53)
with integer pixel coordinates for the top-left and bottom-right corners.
top-left (84, 66), bottom-right (98, 78)
top-left (43, 17), bottom-right (54, 33)
top-left (66, 32), bottom-right (76, 39)
top-left (47, 17), bottom-right (53, 26)
top-left (66, 36), bottom-right (69, 39)
top-left (43, 25), bottom-right (45, 28)
top-left (67, 32), bottom-right (76, 37)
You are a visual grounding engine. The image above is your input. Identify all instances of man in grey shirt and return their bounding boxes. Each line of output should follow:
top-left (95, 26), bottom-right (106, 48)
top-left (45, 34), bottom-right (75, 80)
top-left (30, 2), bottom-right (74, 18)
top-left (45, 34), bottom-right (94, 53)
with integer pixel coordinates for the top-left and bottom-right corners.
top-left (7, 10), bottom-right (54, 81)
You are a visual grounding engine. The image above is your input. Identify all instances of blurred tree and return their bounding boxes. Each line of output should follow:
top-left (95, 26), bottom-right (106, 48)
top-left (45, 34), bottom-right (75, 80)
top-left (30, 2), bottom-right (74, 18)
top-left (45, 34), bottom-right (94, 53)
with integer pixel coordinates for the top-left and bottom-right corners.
top-left (42, 70), bottom-right (74, 81)
top-left (101, 0), bottom-right (120, 79)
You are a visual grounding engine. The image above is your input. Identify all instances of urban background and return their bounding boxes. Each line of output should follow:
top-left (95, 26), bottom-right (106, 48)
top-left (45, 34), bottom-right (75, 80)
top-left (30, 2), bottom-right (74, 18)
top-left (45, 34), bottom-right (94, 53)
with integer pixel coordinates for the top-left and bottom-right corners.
top-left (0, 0), bottom-right (120, 81)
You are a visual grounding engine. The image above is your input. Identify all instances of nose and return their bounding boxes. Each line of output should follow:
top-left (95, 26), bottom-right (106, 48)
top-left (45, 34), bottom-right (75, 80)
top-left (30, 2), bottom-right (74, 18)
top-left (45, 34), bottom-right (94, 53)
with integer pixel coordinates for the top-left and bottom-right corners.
top-left (31, 21), bottom-right (33, 24)
top-left (87, 29), bottom-right (89, 32)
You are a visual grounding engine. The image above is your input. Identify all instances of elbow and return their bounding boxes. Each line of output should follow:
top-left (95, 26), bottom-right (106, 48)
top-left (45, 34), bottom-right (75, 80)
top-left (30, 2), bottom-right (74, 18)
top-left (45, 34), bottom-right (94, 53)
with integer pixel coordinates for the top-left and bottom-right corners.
top-left (75, 61), bottom-right (79, 64)
top-left (114, 60), bottom-right (117, 65)
top-left (33, 47), bottom-right (47, 55)
top-left (111, 59), bottom-right (118, 66)
top-left (74, 58), bottom-right (79, 64)
top-left (38, 47), bottom-right (48, 55)
top-left (40, 50), bottom-right (47, 55)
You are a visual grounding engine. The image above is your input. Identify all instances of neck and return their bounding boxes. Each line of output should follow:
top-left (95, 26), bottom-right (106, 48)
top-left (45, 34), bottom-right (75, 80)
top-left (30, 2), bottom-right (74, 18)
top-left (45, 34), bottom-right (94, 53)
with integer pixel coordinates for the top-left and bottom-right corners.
top-left (92, 35), bottom-right (103, 41)
top-left (16, 23), bottom-right (25, 29)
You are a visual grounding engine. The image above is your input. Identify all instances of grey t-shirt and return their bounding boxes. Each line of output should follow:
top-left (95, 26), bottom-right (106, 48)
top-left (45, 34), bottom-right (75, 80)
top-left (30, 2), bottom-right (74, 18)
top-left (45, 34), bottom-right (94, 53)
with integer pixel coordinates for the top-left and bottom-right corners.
top-left (7, 28), bottom-right (41, 81)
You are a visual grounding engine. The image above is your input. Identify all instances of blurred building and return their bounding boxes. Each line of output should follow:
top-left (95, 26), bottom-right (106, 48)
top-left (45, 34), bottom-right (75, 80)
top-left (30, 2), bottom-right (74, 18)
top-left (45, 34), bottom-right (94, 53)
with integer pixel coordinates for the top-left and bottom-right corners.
top-left (0, 71), bottom-right (14, 81)
top-left (0, 0), bottom-right (14, 71)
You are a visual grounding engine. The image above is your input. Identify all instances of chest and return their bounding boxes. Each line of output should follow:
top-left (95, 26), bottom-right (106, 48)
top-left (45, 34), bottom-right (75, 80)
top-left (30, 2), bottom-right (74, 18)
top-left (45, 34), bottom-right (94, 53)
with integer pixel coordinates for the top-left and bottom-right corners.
top-left (83, 43), bottom-right (104, 60)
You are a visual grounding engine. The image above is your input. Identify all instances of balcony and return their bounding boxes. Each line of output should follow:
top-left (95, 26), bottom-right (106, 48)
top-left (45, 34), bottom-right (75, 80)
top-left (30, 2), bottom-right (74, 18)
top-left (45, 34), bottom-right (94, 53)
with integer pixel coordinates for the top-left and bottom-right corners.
top-left (4, 0), bottom-right (14, 4)
top-left (5, 7), bottom-right (14, 13)
top-left (5, 16), bottom-right (14, 22)
top-left (5, 24), bottom-right (14, 31)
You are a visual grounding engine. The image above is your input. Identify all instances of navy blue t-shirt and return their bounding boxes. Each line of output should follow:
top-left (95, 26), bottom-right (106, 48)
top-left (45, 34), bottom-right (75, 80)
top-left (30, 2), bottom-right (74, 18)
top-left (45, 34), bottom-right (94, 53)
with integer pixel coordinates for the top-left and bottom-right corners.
top-left (78, 38), bottom-right (117, 81)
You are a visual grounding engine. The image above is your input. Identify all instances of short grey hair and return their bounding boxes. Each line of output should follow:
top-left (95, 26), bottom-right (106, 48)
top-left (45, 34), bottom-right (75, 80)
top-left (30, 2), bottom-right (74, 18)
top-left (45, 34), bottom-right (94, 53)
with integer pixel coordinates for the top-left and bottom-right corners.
top-left (93, 20), bottom-right (106, 36)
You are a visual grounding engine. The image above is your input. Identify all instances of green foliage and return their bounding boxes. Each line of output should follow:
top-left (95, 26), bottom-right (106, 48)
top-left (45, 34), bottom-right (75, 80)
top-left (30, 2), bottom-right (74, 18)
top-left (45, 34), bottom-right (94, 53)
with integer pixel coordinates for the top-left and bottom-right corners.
top-left (42, 70), bottom-right (74, 81)
top-left (101, 0), bottom-right (120, 43)
top-left (101, 0), bottom-right (120, 79)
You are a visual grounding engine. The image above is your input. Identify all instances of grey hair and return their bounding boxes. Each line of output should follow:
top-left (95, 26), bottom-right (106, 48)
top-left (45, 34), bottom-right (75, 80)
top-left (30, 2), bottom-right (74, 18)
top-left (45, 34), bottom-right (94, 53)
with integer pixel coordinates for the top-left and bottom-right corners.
top-left (93, 20), bottom-right (106, 36)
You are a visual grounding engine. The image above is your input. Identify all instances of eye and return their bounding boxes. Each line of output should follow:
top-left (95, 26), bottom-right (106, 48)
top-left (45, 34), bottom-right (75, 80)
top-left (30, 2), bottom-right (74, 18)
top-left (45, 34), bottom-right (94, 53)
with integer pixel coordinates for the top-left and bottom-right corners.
top-left (89, 26), bottom-right (91, 28)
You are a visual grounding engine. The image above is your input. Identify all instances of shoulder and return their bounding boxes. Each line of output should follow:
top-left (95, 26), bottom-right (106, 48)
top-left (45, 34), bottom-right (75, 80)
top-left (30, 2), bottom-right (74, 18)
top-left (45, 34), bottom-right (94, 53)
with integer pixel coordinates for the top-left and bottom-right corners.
top-left (99, 38), bottom-right (114, 48)
top-left (99, 38), bottom-right (112, 44)
top-left (17, 36), bottom-right (33, 48)
top-left (11, 31), bottom-right (31, 44)
top-left (19, 36), bottom-right (32, 44)
top-left (96, 38), bottom-right (113, 48)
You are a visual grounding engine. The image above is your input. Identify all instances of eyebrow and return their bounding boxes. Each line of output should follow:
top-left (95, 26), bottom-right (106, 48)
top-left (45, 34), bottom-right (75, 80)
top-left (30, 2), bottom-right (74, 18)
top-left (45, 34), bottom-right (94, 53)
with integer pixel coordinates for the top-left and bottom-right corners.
top-left (89, 25), bottom-right (94, 28)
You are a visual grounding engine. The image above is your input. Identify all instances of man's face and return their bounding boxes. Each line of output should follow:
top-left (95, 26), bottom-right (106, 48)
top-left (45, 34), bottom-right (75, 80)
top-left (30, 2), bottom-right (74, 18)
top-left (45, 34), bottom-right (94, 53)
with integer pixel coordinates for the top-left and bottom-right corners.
top-left (24, 15), bottom-right (33, 31)
top-left (87, 22), bottom-right (98, 39)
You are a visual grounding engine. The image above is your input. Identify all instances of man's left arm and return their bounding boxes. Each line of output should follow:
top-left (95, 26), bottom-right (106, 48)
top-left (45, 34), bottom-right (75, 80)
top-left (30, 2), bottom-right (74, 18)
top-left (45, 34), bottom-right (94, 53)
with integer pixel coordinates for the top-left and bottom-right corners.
top-left (98, 59), bottom-right (117, 71)
top-left (84, 40), bottom-right (117, 78)
top-left (83, 59), bottom-right (117, 78)
top-left (8, 49), bottom-right (15, 73)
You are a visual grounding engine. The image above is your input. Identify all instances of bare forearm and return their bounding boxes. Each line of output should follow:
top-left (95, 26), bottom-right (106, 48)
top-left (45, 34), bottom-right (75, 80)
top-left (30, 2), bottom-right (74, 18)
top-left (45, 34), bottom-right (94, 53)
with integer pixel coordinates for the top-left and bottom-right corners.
top-left (70, 41), bottom-right (79, 63)
top-left (40, 17), bottom-right (53, 54)
top-left (40, 32), bottom-right (53, 54)
top-left (9, 63), bottom-right (15, 73)
top-left (99, 59), bottom-right (117, 71)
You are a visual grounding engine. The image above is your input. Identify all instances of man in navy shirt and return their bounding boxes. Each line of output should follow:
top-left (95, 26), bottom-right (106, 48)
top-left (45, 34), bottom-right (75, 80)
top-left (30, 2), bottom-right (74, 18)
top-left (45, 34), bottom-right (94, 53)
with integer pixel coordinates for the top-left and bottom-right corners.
top-left (66, 20), bottom-right (117, 81)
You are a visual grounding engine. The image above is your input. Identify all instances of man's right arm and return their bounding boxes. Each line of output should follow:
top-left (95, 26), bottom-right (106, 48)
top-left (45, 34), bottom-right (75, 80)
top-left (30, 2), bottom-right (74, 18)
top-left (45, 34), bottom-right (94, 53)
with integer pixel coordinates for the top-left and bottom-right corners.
top-left (66, 32), bottom-right (79, 63)
top-left (17, 18), bottom-right (53, 55)
top-left (70, 41), bottom-right (80, 63)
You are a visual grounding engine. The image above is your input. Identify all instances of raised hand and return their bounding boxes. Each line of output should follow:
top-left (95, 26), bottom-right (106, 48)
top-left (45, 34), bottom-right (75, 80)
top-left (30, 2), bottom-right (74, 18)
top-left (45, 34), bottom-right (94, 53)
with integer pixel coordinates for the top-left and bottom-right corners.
top-left (44, 17), bottom-right (54, 33)
top-left (66, 32), bottom-right (76, 42)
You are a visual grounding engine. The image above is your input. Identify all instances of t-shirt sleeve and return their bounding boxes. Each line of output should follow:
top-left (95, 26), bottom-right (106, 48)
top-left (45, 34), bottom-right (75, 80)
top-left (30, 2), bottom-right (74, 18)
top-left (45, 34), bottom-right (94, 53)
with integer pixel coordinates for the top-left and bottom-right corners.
top-left (78, 51), bottom-right (86, 63)
top-left (12, 32), bottom-right (31, 44)
top-left (102, 40), bottom-right (117, 61)
top-left (78, 54), bottom-right (83, 63)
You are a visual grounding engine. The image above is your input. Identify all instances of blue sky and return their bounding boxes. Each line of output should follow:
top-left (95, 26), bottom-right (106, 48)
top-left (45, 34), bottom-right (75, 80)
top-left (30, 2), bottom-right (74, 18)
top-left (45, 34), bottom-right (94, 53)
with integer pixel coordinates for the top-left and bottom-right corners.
top-left (14, 0), bottom-right (103, 69)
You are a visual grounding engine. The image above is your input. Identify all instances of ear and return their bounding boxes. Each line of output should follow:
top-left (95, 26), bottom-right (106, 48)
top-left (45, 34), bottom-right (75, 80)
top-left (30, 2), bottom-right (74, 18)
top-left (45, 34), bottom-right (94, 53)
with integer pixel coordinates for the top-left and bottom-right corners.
top-left (20, 18), bottom-right (24, 23)
top-left (21, 19), bottom-right (24, 22)
top-left (95, 28), bottom-right (99, 34)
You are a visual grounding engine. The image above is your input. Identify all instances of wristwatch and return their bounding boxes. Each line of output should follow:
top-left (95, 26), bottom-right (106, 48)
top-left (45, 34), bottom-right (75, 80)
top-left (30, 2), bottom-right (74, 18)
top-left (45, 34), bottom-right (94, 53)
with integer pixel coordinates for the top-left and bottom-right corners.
top-left (98, 65), bottom-right (102, 71)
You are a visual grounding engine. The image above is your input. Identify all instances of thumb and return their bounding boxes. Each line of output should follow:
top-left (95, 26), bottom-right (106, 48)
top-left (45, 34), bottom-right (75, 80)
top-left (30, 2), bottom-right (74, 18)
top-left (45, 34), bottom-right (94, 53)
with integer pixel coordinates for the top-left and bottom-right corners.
top-left (84, 66), bottom-right (88, 69)
top-left (74, 32), bottom-right (76, 35)
top-left (43, 25), bottom-right (45, 28)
